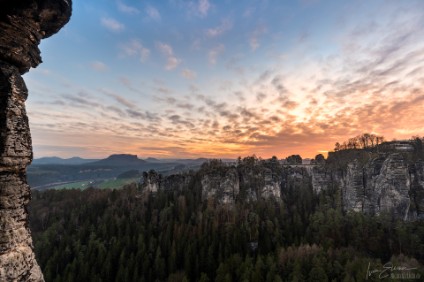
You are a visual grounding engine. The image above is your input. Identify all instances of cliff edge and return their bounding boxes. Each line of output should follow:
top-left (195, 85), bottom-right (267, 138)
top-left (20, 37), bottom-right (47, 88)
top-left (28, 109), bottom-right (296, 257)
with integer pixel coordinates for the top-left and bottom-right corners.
top-left (0, 1), bottom-right (72, 281)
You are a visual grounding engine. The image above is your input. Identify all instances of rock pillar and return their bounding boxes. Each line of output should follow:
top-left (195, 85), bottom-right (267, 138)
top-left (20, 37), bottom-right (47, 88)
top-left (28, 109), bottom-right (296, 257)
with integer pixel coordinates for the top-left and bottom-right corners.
top-left (0, 1), bottom-right (72, 281)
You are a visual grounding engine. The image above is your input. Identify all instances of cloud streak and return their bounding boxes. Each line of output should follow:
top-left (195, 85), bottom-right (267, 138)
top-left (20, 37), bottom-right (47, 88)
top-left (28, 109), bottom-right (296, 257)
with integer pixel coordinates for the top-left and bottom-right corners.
top-left (208, 44), bottom-right (225, 65)
top-left (206, 19), bottom-right (232, 37)
top-left (101, 17), bottom-right (125, 32)
top-left (156, 42), bottom-right (181, 70)
top-left (197, 0), bottom-right (211, 17)
top-left (117, 1), bottom-right (139, 14)
top-left (181, 69), bottom-right (197, 79)
top-left (120, 39), bottom-right (150, 62)
top-left (90, 61), bottom-right (109, 72)
top-left (146, 6), bottom-right (161, 21)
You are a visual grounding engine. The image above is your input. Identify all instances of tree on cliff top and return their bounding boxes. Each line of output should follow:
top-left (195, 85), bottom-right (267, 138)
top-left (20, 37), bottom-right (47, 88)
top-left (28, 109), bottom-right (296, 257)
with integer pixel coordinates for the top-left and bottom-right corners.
top-left (334, 133), bottom-right (385, 151)
top-left (286, 155), bottom-right (302, 165)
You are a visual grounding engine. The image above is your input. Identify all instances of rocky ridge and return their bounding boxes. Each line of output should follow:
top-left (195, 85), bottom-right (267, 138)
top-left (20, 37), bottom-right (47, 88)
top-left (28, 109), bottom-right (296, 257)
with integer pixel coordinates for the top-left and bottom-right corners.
top-left (284, 152), bottom-right (424, 220)
top-left (0, 1), bottom-right (72, 281)
top-left (142, 164), bottom-right (282, 204)
top-left (142, 149), bottom-right (424, 220)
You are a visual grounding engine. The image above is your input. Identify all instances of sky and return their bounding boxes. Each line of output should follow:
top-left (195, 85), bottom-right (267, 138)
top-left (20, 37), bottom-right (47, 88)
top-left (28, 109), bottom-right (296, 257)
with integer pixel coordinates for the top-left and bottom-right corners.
top-left (24, 0), bottom-right (424, 159)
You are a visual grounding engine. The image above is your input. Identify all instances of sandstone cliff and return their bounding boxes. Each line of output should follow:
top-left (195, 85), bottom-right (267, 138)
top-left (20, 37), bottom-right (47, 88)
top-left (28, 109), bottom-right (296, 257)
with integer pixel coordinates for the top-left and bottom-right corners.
top-left (339, 153), bottom-right (424, 220)
top-left (142, 148), bottom-right (424, 221)
top-left (142, 161), bottom-right (282, 204)
top-left (297, 151), bottom-right (424, 220)
top-left (0, 1), bottom-right (71, 281)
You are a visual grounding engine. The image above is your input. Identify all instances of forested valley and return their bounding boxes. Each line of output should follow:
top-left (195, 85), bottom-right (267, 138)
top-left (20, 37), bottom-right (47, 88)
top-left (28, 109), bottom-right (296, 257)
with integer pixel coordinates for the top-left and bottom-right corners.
top-left (29, 154), bottom-right (424, 281)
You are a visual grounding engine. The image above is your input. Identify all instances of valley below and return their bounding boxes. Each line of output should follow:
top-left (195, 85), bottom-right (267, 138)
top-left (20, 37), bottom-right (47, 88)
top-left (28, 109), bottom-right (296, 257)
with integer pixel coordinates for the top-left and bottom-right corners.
top-left (28, 138), bottom-right (424, 281)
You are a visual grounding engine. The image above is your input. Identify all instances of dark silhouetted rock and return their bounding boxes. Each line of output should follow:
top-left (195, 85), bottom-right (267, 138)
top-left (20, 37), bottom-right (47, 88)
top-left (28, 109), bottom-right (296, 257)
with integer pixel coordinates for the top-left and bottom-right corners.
top-left (0, 1), bottom-right (72, 281)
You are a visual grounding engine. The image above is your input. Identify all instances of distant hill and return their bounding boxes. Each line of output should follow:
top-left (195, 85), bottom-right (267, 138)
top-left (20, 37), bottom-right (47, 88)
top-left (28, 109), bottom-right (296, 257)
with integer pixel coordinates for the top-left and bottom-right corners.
top-left (85, 154), bottom-right (146, 167)
top-left (33, 157), bottom-right (98, 165)
top-left (28, 154), bottom-right (235, 190)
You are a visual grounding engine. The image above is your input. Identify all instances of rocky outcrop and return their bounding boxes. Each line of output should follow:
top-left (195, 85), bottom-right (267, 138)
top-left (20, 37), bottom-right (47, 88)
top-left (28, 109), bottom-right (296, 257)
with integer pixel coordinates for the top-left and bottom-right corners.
top-left (371, 154), bottom-right (411, 219)
top-left (341, 160), bottom-right (365, 212)
top-left (261, 168), bottom-right (281, 199)
top-left (142, 170), bottom-right (193, 193)
top-left (0, 1), bottom-right (72, 281)
top-left (141, 150), bottom-right (424, 220)
top-left (410, 160), bottom-right (424, 219)
top-left (340, 153), bottom-right (422, 219)
top-left (141, 166), bottom-right (282, 204)
top-left (201, 167), bottom-right (239, 204)
top-left (279, 152), bottom-right (424, 220)
top-left (310, 165), bottom-right (331, 194)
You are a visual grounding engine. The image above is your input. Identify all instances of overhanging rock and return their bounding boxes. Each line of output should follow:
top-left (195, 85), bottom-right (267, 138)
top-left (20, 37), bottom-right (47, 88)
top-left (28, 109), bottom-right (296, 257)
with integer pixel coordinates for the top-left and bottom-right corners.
top-left (0, 1), bottom-right (72, 281)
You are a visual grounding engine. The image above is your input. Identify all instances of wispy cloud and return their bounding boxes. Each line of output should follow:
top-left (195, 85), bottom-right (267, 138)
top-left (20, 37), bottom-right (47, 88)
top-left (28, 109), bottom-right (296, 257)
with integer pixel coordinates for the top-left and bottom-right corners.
top-left (198, 0), bottom-right (211, 17)
top-left (62, 93), bottom-right (102, 108)
top-left (208, 44), bottom-right (225, 64)
top-left (206, 19), bottom-right (232, 37)
top-left (101, 17), bottom-right (125, 32)
top-left (156, 42), bottom-right (181, 70)
top-left (249, 24), bottom-right (267, 50)
top-left (120, 39), bottom-right (150, 62)
top-left (146, 6), bottom-right (161, 21)
top-left (111, 95), bottom-right (136, 110)
top-left (181, 68), bottom-right (197, 79)
top-left (90, 61), bottom-right (109, 72)
top-left (116, 1), bottom-right (139, 14)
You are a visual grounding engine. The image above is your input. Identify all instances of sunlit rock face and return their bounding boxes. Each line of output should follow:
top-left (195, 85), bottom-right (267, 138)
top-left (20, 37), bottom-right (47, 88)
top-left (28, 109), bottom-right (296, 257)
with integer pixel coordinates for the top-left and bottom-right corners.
top-left (0, 1), bottom-right (71, 281)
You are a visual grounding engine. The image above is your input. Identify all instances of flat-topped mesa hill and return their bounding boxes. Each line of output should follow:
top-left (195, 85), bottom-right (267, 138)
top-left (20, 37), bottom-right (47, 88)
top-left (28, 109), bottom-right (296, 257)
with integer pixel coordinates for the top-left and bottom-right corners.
top-left (141, 139), bottom-right (424, 221)
top-left (87, 154), bottom-right (147, 166)
top-left (0, 1), bottom-right (72, 281)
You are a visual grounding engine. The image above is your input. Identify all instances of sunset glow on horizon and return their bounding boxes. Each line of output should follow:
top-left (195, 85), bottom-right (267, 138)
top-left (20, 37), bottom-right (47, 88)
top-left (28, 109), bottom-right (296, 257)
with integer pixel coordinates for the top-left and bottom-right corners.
top-left (24, 0), bottom-right (424, 159)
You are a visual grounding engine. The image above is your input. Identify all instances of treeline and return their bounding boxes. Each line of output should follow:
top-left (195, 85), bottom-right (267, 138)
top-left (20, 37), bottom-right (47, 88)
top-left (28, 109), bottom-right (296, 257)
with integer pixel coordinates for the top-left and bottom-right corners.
top-left (334, 133), bottom-right (385, 151)
top-left (29, 175), bottom-right (424, 281)
top-left (330, 135), bottom-right (424, 168)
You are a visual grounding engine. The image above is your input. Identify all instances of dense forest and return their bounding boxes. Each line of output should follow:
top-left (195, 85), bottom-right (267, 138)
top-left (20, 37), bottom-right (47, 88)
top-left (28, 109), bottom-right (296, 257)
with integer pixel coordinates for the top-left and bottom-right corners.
top-left (29, 153), bottom-right (424, 281)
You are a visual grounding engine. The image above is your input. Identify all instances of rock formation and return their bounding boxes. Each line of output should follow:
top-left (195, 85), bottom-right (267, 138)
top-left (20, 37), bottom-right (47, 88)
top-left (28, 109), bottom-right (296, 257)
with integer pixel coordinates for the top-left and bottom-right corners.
top-left (142, 170), bottom-right (193, 193)
top-left (142, 165), bottom-right (283, 204)
top-left (0, 1), bottom-right (72, 281)
top-left (142, 148), bottom-right (424, 221)
top-left (339, 153), bottom-right (422, 220)
top-left (201, 167), bottom-right (239, 204)
top-left (300, 151), bottom-right (424, 220)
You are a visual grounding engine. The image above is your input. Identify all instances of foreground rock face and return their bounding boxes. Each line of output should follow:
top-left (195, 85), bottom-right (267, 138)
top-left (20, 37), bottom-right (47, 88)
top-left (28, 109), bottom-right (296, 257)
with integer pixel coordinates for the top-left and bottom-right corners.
top-left (0, 1), bottom-right (71, 281)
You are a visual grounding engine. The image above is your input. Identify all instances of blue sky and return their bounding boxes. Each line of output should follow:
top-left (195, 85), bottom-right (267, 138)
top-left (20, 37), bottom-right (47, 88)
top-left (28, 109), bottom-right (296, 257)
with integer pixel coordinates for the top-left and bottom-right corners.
top-left (24, 0), bottom-right (424, 158)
